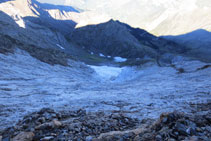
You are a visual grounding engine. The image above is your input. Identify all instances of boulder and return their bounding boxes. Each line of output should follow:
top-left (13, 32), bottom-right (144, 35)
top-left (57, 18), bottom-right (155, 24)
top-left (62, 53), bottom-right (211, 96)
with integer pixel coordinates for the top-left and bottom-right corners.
top-left (12, 132), bottom-right (34, 141)
top-left (52, 119), bottom-right (62, 128)
top-left (35, 119), bottom-right (62, 130)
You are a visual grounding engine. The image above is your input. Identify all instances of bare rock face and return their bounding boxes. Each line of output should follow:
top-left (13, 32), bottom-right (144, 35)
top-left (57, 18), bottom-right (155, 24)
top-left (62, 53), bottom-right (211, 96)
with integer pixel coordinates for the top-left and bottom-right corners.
top-left (12, 132), bottom-right (34, 141)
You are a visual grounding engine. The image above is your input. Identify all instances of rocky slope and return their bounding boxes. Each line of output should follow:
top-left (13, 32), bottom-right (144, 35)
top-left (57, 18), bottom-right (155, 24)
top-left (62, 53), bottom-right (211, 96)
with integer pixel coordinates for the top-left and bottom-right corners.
top-left (69, 19), bottom-right (190, 62)
top-left (0, 0), bottom-right (210, 140)
top-left (69, 20), bottom-right (157, 59)
top-left (162, 29), bottom-right (211, 62)
top-left (0, 103), bottom-right (210, 140)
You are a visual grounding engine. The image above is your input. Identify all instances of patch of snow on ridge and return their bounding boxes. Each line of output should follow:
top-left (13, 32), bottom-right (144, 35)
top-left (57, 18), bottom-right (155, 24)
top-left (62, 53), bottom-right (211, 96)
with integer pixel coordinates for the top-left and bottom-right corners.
top-left (114, 57), bottom-right (127, 62)
top-left (16, 20), bottom-right (26, 28)
top-left (89, 65), bottom-right (123, 80)
top-left (99, 53), bottom-right (105, 57)
top-left (56, 44), bottom-right (65, 49)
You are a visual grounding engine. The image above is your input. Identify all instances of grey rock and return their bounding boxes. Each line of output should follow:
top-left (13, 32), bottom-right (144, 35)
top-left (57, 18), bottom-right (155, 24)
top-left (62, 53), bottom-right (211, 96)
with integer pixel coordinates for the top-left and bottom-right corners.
top-left (37, 117), bottom-right (46, 124)
top-left (155, 135), bottom-right (162, 141)
top-left (205, 126), bottom-right (211, 132)
top-left (41, 136), bottom-right (54, 141)
top-left (184, 136), bottom-right (199, 141)
top-left (85, 136), bottom-right (93, 141)
top-left (174, 122), bottom-right (188, 136)
top-left (168, 139), bottom-right (176, 141)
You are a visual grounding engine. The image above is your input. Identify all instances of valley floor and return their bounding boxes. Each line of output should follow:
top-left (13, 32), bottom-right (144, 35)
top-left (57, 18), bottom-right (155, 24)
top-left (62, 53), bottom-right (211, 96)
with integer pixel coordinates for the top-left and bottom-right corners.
top-left (0, 49), bottom-right (210, 140)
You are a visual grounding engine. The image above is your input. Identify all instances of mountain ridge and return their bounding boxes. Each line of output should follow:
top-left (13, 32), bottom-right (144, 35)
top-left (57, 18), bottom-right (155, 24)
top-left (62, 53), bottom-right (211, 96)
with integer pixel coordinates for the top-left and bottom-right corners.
top-left (1, 0), bottom-right (210, 64)
top-left (64, 0), bottom-right (211, 36)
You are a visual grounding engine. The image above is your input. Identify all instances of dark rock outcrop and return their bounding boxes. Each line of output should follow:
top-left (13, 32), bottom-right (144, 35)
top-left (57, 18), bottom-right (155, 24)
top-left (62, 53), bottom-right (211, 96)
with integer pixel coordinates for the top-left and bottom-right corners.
top-left (69, 19), bottom-right (187, 63)
top-left (69, 19), bottom-right (158, 59)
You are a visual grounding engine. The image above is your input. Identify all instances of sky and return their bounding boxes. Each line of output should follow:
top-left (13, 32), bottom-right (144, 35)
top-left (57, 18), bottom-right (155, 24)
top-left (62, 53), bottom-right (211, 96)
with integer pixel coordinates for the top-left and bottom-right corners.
top-left (37, 0), bottom-right (65, 5)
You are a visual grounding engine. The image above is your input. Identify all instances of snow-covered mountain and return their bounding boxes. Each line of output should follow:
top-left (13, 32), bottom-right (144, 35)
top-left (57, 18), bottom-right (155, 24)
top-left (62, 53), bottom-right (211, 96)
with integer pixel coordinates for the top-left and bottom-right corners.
top-left (64, 0), bottom-right (211, 36)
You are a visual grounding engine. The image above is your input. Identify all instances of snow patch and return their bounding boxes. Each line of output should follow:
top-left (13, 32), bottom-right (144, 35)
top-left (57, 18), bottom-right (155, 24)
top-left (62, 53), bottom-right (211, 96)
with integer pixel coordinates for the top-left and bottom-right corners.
top-left (16, 20), bottom-right (26, 28)
top-left (89, 65), bottom-right (123, 80)
top-left (114, 57), bottom-right (127, 62)
top-left (56, 44), bottom-right (64, 50)
top-left (99, 53), bottom-right (105, 57)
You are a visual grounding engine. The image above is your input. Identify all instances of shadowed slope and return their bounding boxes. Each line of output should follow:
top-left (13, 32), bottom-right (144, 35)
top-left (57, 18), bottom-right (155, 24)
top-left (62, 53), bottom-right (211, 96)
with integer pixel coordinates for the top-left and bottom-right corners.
top-left (163, 29), bottom-right (211, 62)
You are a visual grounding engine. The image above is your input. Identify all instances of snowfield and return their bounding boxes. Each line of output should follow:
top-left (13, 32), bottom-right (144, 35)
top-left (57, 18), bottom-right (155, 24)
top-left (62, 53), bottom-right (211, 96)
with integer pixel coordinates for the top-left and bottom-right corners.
top-left (114, 56), bottom-right (127, 62)
top-left (56, 44), bottom-right (65, 50)
top-left (0, 49), bottom-right (211, 131)
top-left (89, 65), bottom-right (123, 81)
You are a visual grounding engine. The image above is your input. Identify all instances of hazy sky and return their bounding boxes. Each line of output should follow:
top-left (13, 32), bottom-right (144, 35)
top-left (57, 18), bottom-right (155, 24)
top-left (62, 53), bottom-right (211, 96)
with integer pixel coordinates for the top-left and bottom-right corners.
top-left (37, 0), bottom-right (65, 5)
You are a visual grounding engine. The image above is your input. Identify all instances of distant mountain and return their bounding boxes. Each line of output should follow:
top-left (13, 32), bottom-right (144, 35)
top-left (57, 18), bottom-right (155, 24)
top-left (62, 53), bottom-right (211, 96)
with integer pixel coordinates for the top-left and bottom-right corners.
top-left (0, 0), bottom-right (13, 3)
top-left (0, 0), bottom-right (210, 64)
top-left (69, 19), bottom-right (186, 60)
top-left (37, 0), bottom-right (65, 5)
top-left (34, 1), bottom-right (78, 12)
top-left (64, 0), bottom-right (211, 36)
top-left (163, 29), bottom-right (211, 62)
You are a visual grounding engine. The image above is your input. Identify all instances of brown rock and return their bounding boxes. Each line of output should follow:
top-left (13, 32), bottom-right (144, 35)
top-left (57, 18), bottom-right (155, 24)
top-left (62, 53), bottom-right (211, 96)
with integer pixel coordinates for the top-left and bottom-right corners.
top-left (12, 132), bottom-right (34, 141)
top-left (52, 119), bottom-right (62, 127)
top-left (35, 122), bottom-right (52, 130)
top-left (35, 120), bottom-right (62, 130)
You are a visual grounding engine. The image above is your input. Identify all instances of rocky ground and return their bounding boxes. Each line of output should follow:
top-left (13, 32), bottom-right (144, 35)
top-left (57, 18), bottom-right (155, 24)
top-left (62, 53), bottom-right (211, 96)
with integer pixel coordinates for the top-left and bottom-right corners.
top-left (0, 102), bottom-right (210, 141)
top-left (0, 48), bottom-right (211, 132)
top-left (0, 49), bottom-right (210, 140)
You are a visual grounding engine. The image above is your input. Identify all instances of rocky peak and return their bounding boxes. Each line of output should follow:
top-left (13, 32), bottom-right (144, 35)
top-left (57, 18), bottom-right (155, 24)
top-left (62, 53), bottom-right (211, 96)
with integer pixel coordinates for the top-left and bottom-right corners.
top-left (69, 20), bottom-right (159, 59)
